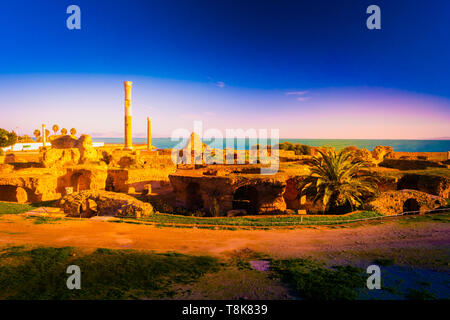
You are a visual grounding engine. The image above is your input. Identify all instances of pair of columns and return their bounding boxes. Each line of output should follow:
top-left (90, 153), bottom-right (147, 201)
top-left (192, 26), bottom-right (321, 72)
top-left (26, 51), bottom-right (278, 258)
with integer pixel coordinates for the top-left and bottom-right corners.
top-left (124, 81), bottom-right (152, 151)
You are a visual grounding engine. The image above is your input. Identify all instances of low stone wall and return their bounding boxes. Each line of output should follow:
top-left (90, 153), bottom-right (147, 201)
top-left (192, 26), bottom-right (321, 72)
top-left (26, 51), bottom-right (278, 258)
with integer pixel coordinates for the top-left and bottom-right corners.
top-left (0, 169), bottom-right (60, 202)
top-left (398, 174), bottom-right (450, 198)
top-left (364, 190), bottom-right (446, 215)
top-left (380, 159), bottom-right (446, 170)
top-left (58, 190), bottom-right (153, 218)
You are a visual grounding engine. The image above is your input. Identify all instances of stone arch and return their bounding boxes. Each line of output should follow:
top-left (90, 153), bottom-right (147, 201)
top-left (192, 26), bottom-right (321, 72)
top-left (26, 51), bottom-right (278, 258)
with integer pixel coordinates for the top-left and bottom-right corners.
top-left (186, 182), bottom-right (203, 210)
top-left (0, 185), bottom-right (29, 203)
top-left (283, 178), bottom-right (300, 210)
top-left (70, 172), bottom-right (91, 192)
top-left (233, 185), bottom-right (259, 214)
top-left (105, 175), bottom-right (115, 191)
top-left (403, 198), bottom-right (420, 213)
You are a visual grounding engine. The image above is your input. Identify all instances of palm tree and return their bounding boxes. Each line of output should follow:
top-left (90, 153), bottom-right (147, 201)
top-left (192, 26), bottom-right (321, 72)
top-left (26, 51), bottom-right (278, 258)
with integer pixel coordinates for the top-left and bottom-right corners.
top-left (52, 124), bottom-right (59, 135)
top-left (61, 128), bottom-right (68, 135)
top-left (70, 128), bottom-right (77, 136)
top-left (33, 129), bottom-right (41, 141)
top-left (298, 149), bottom-right (378, 213)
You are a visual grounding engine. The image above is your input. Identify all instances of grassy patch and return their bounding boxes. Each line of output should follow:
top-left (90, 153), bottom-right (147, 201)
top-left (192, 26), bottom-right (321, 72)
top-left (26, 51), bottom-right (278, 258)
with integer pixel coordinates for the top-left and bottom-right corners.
top-left (0, 200), bottom-right (59, 216)
top-left (226, 248), bottom-right (271, 270)
top-left (135, 211), bottom-right (383, 227)
top-left (24, 216), bottom-right (63, 224)
top-left (396, 214), bottom-right (450, 225)
top-left (0, 246), bottom-right (221, 299)
top-left (0, 202), bottom-right (34, 215)
top-left (372, 258), bottom-right (395, 267)
top-left (405, 288), bottom-right (436, 300)
top-left (270, 258), bottom-right (366, 300)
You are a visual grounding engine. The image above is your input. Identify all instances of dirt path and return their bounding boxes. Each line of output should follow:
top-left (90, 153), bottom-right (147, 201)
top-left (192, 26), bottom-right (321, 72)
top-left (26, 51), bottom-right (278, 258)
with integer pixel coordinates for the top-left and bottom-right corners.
top-left (0, 214), bottom-right (449, 259)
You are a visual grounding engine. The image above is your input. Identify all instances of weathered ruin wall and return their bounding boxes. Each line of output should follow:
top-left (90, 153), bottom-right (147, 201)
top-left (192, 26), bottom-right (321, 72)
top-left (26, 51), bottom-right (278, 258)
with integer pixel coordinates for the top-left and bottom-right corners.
top-left (0, 170), bottom-right (60, 202)
top-left (380, 159), bottom-right (446, 170)
top-left (106, 159), bottom-right (176, 193)
top-left (364, 190), bottom-right (446, 215)
top-left (56, 166), bottom-right (107, 194)
top-left (169, 175), bottom-right (235, 215)
top-left (392, 152), bottom-right (448, 161)
top-left (169, 173), bottom-right (287, 216)
top-left (397, 174), bottom-right (450, 198)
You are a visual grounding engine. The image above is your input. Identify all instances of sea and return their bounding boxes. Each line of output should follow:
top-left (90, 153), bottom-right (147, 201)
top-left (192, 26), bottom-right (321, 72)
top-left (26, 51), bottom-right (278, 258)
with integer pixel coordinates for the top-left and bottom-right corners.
top-left (92, 138), bottom-right (450, 153)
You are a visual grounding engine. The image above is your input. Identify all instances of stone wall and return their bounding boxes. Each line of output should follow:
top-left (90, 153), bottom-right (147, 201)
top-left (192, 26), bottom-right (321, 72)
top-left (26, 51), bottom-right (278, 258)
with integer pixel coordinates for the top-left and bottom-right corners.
top-left (0, 169), bottom-right (60, 202)
top-left (397, 174), bottom-right (450, 198)
top-left (169, 172), bottom-right (287, 216)
top-left (364, 190), bottom-right (446, 215)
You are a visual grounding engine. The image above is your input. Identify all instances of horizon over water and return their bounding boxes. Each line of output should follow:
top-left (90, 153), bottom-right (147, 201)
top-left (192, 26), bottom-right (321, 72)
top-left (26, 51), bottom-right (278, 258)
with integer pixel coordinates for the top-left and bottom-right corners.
top-left (92, 138), bottom-right (450, 152)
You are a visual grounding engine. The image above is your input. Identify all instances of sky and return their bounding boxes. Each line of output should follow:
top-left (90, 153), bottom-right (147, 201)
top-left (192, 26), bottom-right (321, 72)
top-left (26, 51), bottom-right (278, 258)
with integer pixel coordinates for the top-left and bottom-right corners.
top-left (0, 0), bottom-right (449, 139)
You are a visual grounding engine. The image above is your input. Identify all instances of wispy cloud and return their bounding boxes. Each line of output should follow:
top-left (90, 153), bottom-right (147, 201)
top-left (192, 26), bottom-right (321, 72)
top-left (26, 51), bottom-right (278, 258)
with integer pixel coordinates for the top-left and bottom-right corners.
top-left (285, 90), bottom-right (309, 102)
top-left (216, 81), bottom-right (225, 88)
top-left (285, 90), bottom-right (308, 96)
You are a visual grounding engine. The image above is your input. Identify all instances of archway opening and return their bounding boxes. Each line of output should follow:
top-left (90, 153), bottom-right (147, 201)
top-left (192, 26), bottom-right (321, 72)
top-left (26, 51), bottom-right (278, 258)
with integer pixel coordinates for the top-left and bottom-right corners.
top-left (403, 198), bottom-right (420, 213)
top-left (70, 172), bottom-right (91, 192)
top-left (233, 185), bottom-right (259, 214)
top-left (186, 182), bottom-right (203, 211)
top-left (0, 185), bottom-right (28, 203)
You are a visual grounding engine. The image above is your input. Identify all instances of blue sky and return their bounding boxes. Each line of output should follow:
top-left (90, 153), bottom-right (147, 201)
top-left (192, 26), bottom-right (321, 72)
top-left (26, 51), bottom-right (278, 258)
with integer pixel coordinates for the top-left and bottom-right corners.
top-left (0, 0), bottom-right (449, 138)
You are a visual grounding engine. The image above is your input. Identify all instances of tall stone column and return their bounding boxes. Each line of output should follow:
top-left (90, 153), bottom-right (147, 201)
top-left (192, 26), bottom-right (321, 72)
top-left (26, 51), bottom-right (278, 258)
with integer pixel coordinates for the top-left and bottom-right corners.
top-left (147, 117), bottom-right (152, 151)
top-left (42, 124), bottom-right (46, 147)
top-left (124, 81), bottom-right (133, 150)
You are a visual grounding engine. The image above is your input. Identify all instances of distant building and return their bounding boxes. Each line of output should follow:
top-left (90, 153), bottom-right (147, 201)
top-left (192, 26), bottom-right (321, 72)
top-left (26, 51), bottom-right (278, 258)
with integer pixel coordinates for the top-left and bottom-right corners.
top-left (1, 141), bottom-right (104, 152)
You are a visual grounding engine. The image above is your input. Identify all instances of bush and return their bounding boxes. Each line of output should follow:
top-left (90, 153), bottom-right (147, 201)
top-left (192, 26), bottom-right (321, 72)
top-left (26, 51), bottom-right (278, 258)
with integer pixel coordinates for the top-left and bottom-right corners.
top-left (278, 142), bottom-right (312, 155)
top-left (0, 128), bottom-right (17, 148)
top-left (293, 144), bottom-right (312, 155)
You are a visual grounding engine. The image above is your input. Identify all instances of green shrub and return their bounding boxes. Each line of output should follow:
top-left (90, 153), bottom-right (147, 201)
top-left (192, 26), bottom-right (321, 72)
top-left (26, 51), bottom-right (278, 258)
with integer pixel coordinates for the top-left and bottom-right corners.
top-left (271, 258), bottom-right (366, 300)
top-left (0, 128), bottom-right (17, 148)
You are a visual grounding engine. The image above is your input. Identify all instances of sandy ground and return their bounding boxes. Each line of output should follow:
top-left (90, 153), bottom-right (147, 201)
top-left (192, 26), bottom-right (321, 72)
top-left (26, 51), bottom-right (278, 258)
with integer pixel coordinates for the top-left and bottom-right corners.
top-left (0, 214), bottom-right (449, 261)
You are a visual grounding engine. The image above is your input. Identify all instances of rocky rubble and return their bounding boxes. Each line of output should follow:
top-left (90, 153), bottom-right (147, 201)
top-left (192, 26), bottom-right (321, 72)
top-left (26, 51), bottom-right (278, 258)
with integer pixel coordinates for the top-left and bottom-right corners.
top-left (42, 135), bottom-right (99, 167)
top-left (58, 190), bottom-right (153, 218)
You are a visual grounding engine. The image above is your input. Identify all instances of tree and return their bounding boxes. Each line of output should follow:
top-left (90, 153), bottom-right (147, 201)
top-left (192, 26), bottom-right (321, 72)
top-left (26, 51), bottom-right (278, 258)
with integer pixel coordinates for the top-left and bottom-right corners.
top-left (45, 129), bottom-right (50, 139)
top-left (298, 149), bottom-right (378, 213)
top-left (33, 129), bottom-right (41, 141)
top-left (52, 124), bottom-right (59, 135)
top-left (70, 128), bottom-right (77, 136)
top-left (61, 128), bottom-right (68, 135)
top-left (0, 128), bottom-right (18, 148)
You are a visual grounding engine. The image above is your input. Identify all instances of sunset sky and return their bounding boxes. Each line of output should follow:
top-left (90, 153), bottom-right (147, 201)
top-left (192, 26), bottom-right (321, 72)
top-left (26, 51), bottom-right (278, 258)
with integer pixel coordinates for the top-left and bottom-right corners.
top-left (0, 0), bottom-right (449, 139)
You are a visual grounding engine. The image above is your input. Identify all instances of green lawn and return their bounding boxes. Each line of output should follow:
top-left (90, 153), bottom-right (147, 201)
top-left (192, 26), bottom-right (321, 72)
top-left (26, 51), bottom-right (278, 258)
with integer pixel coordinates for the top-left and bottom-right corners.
top-left (136, 211), bottom-right (383, 227)
top-left (0, 202), bottom-right (35, 215)
top-left (270, 258), bottom-right (366, 300)
top-left (0, 246), bottom-right (220, 299)
top-left (0, 200), bottom-right (58, 216)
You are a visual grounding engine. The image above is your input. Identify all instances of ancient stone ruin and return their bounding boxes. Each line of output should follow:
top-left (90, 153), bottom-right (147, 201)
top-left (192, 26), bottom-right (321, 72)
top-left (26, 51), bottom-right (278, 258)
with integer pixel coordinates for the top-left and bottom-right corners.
top-left (58, 190), bottom-right (153, 218)
top-left (364, 190), bottom-right (446, 215)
